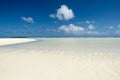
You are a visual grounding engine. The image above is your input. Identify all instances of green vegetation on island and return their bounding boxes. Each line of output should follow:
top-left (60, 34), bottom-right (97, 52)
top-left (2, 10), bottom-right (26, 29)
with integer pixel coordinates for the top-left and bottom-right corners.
top-left (11, 36), bottom-right (28, 38)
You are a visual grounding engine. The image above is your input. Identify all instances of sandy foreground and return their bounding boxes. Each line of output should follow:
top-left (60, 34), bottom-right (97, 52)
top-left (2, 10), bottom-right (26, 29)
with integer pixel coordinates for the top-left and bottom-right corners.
top-left (0, 38), bottom-right (120, 80)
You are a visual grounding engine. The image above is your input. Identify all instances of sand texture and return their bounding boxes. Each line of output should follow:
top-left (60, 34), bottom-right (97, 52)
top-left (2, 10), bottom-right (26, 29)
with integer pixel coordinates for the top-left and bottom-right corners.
top-left (0, 38), bottom-right (120, 80)
top-left (0, 38), bottom-right (36, 46)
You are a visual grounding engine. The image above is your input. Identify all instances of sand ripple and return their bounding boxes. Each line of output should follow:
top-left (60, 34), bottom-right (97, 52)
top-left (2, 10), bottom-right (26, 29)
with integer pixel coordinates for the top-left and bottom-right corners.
top-left (0, 38), bottom-right (120, 80)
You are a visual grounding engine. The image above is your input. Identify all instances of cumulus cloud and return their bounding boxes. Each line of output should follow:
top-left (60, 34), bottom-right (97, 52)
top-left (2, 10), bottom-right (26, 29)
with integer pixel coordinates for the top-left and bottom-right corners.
top-left (118, 24), bottom-right (120, 29)
top-left (85, 20), bottom-right (95, 24)
top-left (85, 31), bottom-right (100, 35)
top-left (88, 24), bottom-right (95, 30)
top-left (58, 24), bottom-right (102, 36)
top-left (49, 14), bottom-right (55, 19)
top-left (116, 30), bottom-right (120, 34)
top-left (58, 24), bottom-right (84, 35)
top-left (52, 29), bottom-right (56, 32)
top-left (86, 20), bottom-right (91, 24)
top-left (50, 5), bottom-right (74, 21)
top-left (109, 26), bottom-right (113, 29)
top-left (46, 28), bottom-right (56, 32)
top-left (116, 24), bottom-right (120, 34)
top-left (46, 28), bottom-right (50, 31)
top-left (21, 17), bottom-right (34, 23)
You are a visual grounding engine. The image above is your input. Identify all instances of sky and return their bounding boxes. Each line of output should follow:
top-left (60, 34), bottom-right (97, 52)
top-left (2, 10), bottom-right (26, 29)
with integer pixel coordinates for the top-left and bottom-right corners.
top-left (0, 0), bottom-right (120, 37)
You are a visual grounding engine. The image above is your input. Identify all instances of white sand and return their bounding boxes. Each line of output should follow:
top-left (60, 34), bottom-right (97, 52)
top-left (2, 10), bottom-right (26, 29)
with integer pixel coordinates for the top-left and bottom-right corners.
top-left (0, 38), bottom-right (36, 46)
top-left (0, 38), bottom-right (120, 80)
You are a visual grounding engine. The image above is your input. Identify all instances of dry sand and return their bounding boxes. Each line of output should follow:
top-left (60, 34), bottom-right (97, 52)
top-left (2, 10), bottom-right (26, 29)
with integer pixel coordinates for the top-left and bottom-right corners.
top-left (0, 38), bottom-right (36, 46)
top-left (0, 38), bottom-right (120, 80)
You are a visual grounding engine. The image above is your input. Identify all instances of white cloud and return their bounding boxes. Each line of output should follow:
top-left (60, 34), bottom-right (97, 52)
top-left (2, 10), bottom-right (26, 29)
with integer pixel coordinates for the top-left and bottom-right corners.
top-left (115, 24), bottom-right (120, 34)
top-left (92, 21), bottom-right (95, 23)
top-left (52, 29), bottom-right (56, 32)
top-left (88, 24), bottom-right (95, 30)
top-left (109, 26), bottom-right (113, 29)
top-left (46, 28), bottom-right (50, 31)
top-left (50, 5), bottom-right (74, 21)
top-left (85, 31), bottom-right (100, 35)
top-left (58, 24), bottom-right (84, 34)
top-left (46, 28), bottom-right (56, 32)
top-left (118, 24), bottom-right (120, 29)
top-left (116, 30), bottom-right (120, 34)
top-left (49, 14), bottom-right (55, 19)
top-left (86, 20), bottom-right (91, 24)
top-left (58, 24), bottom-right (103, 36)
top-left (85, 20), bottom-right (95, 24)
top-left (21, 17), bottom-right (34, 23)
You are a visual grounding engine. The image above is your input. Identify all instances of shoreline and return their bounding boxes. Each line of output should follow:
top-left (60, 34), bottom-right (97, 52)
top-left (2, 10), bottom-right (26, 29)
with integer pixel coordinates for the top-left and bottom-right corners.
top-left (0, 38), bottom-right (36, 46)
top-left (0, 38), bottom-right (120, 46)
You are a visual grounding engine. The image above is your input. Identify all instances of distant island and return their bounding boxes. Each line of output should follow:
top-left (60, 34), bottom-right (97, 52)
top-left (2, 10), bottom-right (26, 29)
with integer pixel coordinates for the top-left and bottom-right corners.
top-left (11, 36), bottom-right (28, 38)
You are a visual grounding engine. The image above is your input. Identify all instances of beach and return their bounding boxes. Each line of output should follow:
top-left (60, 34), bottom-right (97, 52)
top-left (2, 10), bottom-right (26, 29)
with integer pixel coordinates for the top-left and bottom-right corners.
top-left (0, 38), bottom-right (120, 80)
top-left (0, 38), bottom-right (36, 46)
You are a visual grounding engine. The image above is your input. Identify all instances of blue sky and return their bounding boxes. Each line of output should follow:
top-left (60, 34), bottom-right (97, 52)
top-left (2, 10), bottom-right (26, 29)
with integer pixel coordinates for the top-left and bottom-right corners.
top-left (0, 0), bottom-right (120, 37)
